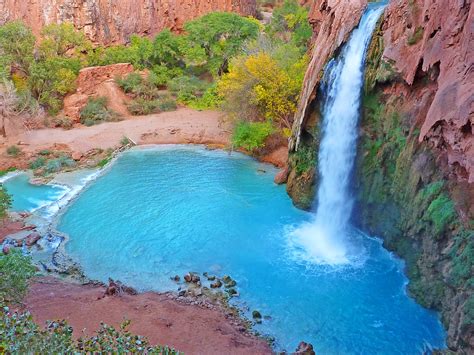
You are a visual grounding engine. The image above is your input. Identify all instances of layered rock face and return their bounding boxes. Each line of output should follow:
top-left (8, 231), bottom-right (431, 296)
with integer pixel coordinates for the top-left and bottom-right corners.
top-left (288, 0), bottom-right (473, 351)
top-left (0, 0), bottom-right (257, 44)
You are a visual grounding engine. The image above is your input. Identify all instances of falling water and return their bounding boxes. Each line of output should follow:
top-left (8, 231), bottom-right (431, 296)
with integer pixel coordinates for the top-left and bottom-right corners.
top-left (291, 3), bottom-right (386, 265)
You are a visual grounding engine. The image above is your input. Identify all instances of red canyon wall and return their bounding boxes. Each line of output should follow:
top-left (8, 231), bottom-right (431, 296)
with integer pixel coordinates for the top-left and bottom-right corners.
top-left (0, 0), bottom-right (257, 44)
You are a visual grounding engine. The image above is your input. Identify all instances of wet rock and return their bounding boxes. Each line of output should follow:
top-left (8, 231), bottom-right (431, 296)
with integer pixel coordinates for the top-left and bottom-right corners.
top-left (170, 275), bottom-right (180, 282)
top-left (207, 275), bottom-right (216, 281)
top-left (252, 310), bottom-right (262, 323)
top-left (25, 232), bottom-right (41, 247)
top-left (104, 278), bottom-right (138, 296)
top-left (184, 272), bottom-right (200, 283)
top-left (178, 289), bottom-right (186, 297)
top-left (224, 279), bottom-right (237, 288)
top-left (294, 341), bottom-right (315, 355)
top-left (222, 275), bottom-right (232, 284)
top-left (2, 244), bottom-right (10, 254)
top-left (210, 279), bottom-right (223, 288)
top-left (274, 166), bottom-right (289, 184)
top-left (226, 288), bottom-right (238, 297)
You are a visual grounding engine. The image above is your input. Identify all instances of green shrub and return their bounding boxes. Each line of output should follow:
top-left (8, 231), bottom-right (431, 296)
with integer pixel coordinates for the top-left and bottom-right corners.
top-left (44, 155), bottom-right (76, 174)
top-left (167, 75), bottom-right (209, 103)
top-left (407, 26), bottom-right (424, 45)
top-left (127, 98), bottom-right (160, 116)
top-left (127, 95), bottom-right (177, 115)
top-left (116, 73), bottom-right (143, 94)
top-left (187, 84), bottom-right (223, 110)
top-left (464, 295), bottom-right (474, 326)
top-left (157, 95), bottom-right (178, 111)
top-left (29, 157), bottom-right (47, 170)
top-left (0, 312), bottom-right (179, 354)
top-left (0, 249), bottom-right (36, 304)
top-left (449, 229), bottom-right (474, 288)
top-left (120, 136), bottom-right (131, 146)
top-left (292, 145), bottom-right (316, 175)
top-left (426, 194), bottom-right (456, 235)
top-left (80, 97), bottom-right (119, 126)
top-left (6, 145), bottom-right (21, 157)
top-left (150, 65), bottom-right (183, 87)
top-left (0, 186), bottom-right (12, 220)
top-left (232, 121), bottom-right (274, 151)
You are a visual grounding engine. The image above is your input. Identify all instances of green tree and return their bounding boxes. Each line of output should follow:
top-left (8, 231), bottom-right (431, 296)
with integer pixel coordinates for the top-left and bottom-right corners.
top-left (0, 21), bottom-right (36, 78)
top-left (266, 0), bottom-right (312, 50)
top-left (152, 29), bottom-right (183, 68)
top-left (182, 12), bottom-right (260, 76)
top-left (40, 23), bottom-right (90, 58)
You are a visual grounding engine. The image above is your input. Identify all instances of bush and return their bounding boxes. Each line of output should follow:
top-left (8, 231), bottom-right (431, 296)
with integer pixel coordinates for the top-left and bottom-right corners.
top-left (187, 84), bottom-right (223, 110)
top-left (80, 97), bottom-right (119, 126)
top-left (116, 73), bottom-right (143, 94)
top-left (167, 75), bottom-right (209, 103)
top-left (0, 249), bottom-right (36, 304)
top-left (6, 145), bottom-right (21, 157)
top-left (426, 194), bottom-right (457, 235)
top-left (127, 95), bottom-right (177, 115)
top-left (127, 98), bottom-right (160, 116)
top-left (0, 311), bottom-right (178, 354)
top-left (29, 157), bottom-right (47, 170)
top-left (44, 156), bottom-right (76, 174)
top-left (232, 121), bottom-right (274, 151)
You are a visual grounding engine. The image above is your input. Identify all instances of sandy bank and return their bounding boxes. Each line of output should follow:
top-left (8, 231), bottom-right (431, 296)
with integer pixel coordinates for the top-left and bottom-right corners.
top-left (25, 277), bottom-right (271, 355)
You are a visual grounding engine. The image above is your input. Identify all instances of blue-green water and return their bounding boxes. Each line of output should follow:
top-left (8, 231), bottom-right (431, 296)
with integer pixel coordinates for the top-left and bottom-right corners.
top-left (3, 174), bottom-right (67, 212)
top-left (51, 146), bottom-right (445, 353)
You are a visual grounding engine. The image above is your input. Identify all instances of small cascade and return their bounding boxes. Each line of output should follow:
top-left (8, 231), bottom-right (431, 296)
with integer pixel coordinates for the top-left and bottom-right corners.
top-left (291, 3), bottom-right (386, 265)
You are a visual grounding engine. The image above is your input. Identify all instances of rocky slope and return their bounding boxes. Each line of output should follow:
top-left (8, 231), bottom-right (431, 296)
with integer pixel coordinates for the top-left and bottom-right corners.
top-left (0, 0), bottom-right (257, 44)
top-left (287, 0), bottom-right (473, 352)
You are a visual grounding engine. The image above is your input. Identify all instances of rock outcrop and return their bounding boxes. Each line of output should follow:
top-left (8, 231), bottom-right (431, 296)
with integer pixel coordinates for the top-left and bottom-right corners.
top-left (288, 0), bottom-right (473, 351)
top-left (63, 63), bottom-right (133, 120)
top-left (0, 0), bottom-right (257, 45)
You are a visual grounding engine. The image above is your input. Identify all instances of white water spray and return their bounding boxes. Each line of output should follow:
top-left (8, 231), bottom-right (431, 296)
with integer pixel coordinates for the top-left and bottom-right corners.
top-left (290, 4), bottom-right (386, 265)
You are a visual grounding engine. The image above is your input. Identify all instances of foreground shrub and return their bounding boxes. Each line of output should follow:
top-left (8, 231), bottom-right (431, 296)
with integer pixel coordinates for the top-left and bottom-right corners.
top-left (232, 121), bottom-right (274, 151)
top-left (0, 249), bottom-right (36, 304)
top-left (116, 73), bottom-right (143, 94)
top-left (0, 310), bottom-right (179, 354)
top-left (29, 156), bottom-right (47, 170)
top-left (45, 156), bottom-right (76, 174)
top-left (0, 186), bottom-right (12, 220)
top-left (80, 97), bottom-right (119, 126)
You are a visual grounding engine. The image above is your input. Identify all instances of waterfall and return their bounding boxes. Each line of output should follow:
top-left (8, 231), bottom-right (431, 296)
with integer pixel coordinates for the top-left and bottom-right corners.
top-left (290, 3), bottom-right (386, 265)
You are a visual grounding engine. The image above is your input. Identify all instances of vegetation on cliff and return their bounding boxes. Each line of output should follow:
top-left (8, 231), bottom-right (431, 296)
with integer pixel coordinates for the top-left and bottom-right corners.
top-left (355, 23), bottom-right (473, 350)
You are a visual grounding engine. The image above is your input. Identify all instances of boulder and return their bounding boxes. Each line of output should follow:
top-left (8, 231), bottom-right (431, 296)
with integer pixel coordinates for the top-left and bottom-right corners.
top-left (25, 232), bottom-right (41, 247)
top-left (274, 166), bottom-right (289, 184)
top-left (294, 341), bottom-right (315, 355)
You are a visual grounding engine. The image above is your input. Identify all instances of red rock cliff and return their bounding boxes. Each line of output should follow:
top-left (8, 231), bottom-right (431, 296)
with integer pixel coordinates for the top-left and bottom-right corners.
top-left (382, 0), bottom-right (473, 184)
top-left (0, 0), bottom-right (257, 44)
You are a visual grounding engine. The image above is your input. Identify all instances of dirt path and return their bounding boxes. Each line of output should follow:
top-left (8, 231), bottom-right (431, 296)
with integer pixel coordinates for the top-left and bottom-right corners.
top-left (4, 108), bottom-right (231, 153)
top-left (25, 277), bottom-right (271, 355)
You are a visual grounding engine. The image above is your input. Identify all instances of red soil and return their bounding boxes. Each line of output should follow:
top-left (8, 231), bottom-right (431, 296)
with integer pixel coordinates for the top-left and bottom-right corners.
top-left (25, 277), bottom-right (272, 355)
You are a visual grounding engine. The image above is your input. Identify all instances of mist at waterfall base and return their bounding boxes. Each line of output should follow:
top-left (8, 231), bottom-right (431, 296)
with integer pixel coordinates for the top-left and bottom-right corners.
top-left (53, 147), bottom-right (446, 353)
top-left (290, 4), bottom-right (386, 266)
